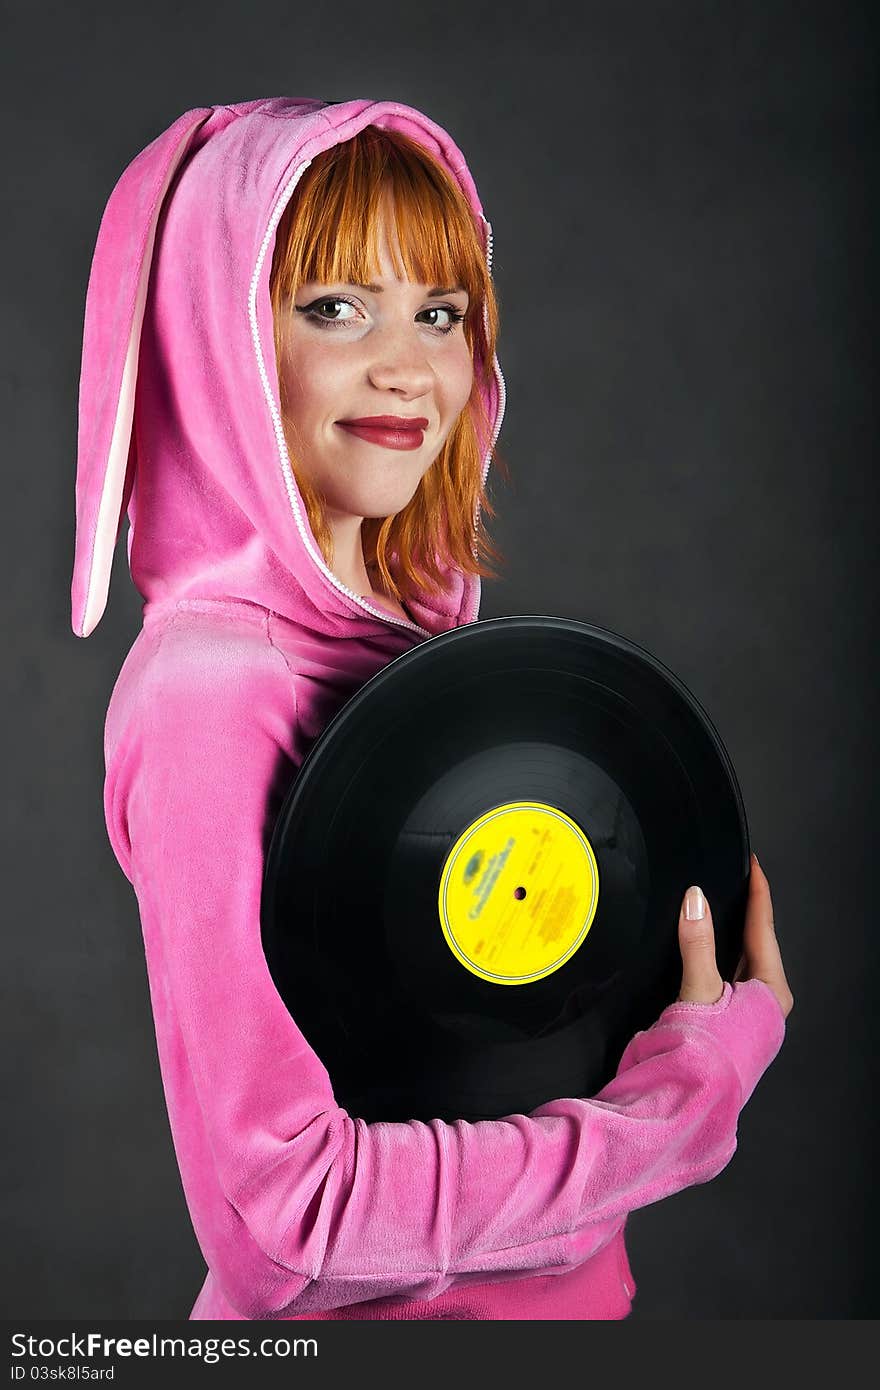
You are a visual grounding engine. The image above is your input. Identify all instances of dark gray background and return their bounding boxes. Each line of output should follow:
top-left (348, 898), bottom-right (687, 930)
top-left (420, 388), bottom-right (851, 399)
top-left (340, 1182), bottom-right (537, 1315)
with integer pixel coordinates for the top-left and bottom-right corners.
top-left (3, 0), bottom-right (875, 1320)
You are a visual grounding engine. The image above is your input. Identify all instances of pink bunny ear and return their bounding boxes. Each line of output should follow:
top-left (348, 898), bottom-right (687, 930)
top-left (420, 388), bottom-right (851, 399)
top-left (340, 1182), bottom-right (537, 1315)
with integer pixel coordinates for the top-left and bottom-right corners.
top-left (71, 106), bottom-right (214, 638)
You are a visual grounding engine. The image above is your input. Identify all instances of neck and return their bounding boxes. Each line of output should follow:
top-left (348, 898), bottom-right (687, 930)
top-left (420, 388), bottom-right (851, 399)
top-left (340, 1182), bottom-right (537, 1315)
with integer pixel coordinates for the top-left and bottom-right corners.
top-left (326, 510), bottom-right (376, 597)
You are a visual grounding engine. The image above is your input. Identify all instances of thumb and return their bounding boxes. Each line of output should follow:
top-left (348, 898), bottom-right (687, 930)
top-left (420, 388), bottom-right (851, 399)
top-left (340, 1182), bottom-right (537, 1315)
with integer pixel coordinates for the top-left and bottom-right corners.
top-left (676, 885), bottom-right (725, 1005)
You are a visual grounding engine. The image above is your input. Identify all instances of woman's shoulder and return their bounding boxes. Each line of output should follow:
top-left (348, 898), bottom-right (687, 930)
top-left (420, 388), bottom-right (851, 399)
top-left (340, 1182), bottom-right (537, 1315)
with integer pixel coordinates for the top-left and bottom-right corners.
top-left (106, 602), bottom-right (299, 752)
top-left (143, 602), bottom-right (293, 679)
top-left (103, 604), bottom-right (303, 881)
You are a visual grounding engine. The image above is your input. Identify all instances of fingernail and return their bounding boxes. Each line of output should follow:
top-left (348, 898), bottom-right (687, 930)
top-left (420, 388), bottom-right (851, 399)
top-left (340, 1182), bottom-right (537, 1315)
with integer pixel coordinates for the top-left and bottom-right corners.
top-left (751, 851), bottom-right (760, 867)
top-left (684, 885), bottom-right (706, 920)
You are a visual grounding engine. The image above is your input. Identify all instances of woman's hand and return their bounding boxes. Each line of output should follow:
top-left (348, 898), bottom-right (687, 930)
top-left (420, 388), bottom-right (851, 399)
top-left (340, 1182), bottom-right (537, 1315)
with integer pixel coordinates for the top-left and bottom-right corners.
top-left (676, 853), bottom-right (794, 1019)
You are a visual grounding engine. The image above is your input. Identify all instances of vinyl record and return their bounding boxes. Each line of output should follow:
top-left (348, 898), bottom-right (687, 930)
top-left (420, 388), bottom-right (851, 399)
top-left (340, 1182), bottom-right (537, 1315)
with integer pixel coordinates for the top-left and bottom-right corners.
top-left (261, 616), bottom-right (750, 1124)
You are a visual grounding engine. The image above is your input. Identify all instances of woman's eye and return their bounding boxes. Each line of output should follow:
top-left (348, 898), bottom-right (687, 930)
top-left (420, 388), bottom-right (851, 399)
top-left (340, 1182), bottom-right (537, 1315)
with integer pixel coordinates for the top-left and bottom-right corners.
top-left (306, 297), bottom-right (358, 325)
top-left (419, 306), bottom-right (466, 333)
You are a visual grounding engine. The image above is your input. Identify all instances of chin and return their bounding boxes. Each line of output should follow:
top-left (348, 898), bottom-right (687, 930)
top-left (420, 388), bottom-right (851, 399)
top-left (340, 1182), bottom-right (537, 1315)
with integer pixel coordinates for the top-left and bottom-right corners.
top-left (360, 487), bottom-right (422, 519)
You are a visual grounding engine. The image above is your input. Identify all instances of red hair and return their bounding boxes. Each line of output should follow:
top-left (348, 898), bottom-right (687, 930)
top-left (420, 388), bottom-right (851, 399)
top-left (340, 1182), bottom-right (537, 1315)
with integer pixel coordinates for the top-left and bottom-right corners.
top-left (269, 123), bottom-right (507, 605)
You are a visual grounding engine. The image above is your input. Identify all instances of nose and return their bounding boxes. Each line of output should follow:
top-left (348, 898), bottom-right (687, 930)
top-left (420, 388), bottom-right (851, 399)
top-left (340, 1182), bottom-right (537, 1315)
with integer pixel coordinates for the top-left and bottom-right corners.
top-left (366, 324), bottom-right (434, 399)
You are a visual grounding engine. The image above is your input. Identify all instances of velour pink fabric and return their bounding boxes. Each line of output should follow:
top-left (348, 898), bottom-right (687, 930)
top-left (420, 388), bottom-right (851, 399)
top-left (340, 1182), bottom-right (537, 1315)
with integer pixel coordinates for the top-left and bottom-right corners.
top-left (74, 98), bottom-right (787, 1321)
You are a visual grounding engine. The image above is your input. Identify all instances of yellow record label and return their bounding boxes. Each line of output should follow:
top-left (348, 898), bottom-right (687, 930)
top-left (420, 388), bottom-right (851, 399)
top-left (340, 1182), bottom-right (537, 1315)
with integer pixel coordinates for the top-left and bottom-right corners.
top-left (437, 801), bottom-right (599, 985)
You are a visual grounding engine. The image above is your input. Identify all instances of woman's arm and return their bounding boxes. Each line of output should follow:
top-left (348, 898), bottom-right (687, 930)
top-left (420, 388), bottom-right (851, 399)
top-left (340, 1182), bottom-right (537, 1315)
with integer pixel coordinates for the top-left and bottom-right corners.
top-left (108, 613), bottom-right (785, 1319)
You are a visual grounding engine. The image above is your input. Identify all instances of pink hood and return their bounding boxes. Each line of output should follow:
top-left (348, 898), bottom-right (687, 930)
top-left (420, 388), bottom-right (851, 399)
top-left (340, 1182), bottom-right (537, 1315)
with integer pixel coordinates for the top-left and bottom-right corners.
top-left (71, 96), bottom-right (504, 642)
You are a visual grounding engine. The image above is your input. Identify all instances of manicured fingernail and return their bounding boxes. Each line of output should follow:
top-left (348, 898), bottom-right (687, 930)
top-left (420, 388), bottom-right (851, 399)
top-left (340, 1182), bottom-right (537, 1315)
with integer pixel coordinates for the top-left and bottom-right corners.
top-left (684, 885), bottom-right (706, 920)
top-left (751, 851), bottom-right (760, 867)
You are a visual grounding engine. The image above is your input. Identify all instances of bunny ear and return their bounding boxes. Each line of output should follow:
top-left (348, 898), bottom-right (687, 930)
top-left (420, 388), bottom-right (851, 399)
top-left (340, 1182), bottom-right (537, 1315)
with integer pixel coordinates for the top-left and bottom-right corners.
top-left (71, 106), bottom-right (214, 638)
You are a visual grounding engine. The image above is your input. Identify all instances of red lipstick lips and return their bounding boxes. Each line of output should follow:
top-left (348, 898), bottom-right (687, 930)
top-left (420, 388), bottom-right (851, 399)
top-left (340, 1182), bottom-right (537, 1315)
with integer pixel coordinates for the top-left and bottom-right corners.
top-left (336, 416), bottom-right (429, 451)
top-left (341, 416), bottom-right (429, 429)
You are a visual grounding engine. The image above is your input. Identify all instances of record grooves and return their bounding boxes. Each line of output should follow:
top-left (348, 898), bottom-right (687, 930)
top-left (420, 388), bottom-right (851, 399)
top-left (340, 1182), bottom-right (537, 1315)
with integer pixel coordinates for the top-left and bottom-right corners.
top-left (261, 616), bottom-right (749, 1123)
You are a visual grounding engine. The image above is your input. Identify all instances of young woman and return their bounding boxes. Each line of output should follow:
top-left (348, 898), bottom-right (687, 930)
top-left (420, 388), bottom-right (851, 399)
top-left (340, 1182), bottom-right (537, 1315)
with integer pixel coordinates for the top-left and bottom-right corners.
top-left (72, 97), bottom-right (792, 1321)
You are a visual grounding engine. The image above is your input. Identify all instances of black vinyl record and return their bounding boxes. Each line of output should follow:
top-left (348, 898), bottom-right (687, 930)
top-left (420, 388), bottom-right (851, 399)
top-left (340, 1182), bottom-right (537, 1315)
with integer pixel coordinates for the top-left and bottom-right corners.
top-left (261, 616), bottom-right (750, 1124)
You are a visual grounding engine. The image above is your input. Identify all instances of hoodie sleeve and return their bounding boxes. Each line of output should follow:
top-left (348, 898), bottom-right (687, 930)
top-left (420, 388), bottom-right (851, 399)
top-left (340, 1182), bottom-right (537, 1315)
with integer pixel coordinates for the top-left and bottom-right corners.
top-left (109, 617), bottom-right (786, 1320)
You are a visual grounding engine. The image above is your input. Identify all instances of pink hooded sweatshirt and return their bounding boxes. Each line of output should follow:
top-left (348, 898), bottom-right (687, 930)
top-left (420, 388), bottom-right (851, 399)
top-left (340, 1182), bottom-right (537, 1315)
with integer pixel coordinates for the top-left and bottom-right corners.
top-left (71, 96), bottom-right (786, 1321)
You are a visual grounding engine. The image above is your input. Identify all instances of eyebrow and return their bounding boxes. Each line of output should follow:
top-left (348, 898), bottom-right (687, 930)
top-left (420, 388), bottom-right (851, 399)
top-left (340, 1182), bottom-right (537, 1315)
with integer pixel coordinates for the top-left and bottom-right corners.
top-left (348, 282), bottom-right (467, 296)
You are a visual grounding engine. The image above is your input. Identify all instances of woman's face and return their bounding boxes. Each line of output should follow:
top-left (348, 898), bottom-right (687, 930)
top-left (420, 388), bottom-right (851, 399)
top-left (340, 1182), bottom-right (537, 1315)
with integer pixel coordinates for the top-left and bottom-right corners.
top-left (276, 200), bottom-right (474, 523)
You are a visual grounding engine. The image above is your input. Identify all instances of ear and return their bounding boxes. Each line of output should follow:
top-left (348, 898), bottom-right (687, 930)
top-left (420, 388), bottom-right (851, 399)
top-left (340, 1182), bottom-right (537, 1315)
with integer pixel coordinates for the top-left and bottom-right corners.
top-left (71, 106), bottom-right (213, 638)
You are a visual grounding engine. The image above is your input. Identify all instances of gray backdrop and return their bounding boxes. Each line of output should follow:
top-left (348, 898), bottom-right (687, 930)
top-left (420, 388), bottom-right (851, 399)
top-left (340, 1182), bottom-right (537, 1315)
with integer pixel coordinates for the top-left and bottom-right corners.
top-left (3, 0), bottom-right (875, 1319)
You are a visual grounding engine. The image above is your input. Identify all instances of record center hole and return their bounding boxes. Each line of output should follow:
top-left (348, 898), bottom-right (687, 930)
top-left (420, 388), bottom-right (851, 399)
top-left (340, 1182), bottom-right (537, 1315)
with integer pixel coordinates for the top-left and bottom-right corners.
top-left (513, 886), bottom-right (527, 900)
